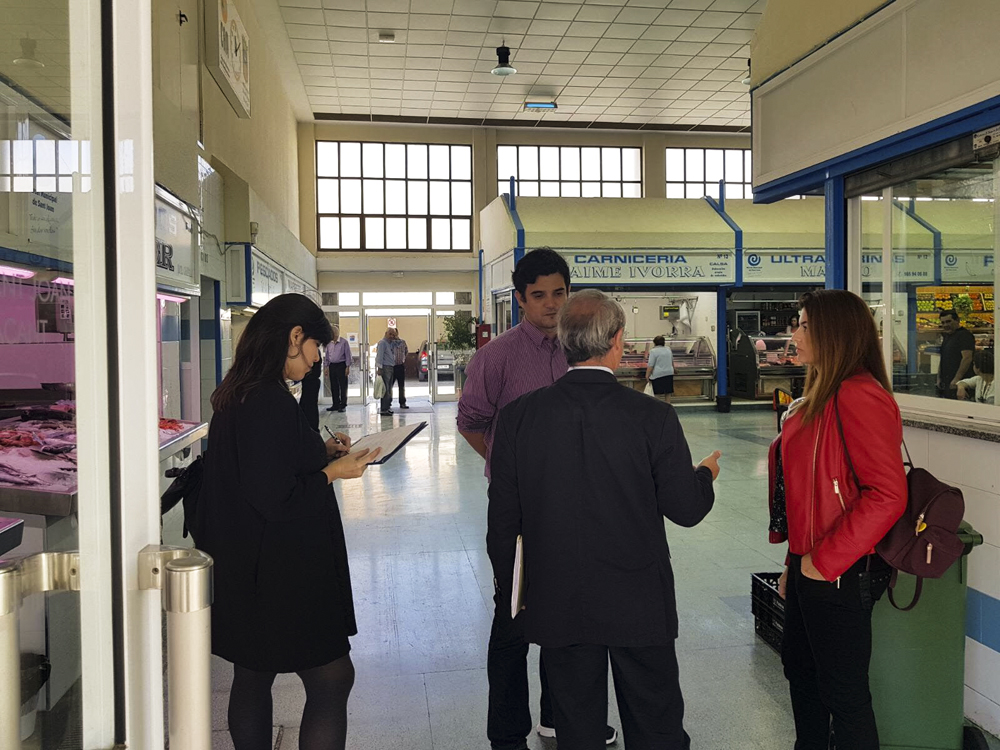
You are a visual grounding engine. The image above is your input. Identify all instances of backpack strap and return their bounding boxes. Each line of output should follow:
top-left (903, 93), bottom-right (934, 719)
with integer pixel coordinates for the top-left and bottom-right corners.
top-left (887, 575), bottom-right (923, 611)
top-left (833, 389), bottom-right (862, 491)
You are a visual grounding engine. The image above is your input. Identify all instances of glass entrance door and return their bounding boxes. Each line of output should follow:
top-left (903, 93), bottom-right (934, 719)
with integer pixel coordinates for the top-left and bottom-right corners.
top-left (364, 309), bottom-right (433, 408)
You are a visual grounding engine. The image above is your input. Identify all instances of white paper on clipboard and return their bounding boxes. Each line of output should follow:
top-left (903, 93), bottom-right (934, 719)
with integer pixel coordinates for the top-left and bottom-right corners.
top-left (349, 422), bottom-right (427, 465)
top-left (511, 534), bottom-right (525, 619)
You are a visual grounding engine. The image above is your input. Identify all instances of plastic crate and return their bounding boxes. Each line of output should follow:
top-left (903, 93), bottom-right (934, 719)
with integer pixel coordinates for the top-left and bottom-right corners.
top-left (752, 572), bottom-right (786, 654)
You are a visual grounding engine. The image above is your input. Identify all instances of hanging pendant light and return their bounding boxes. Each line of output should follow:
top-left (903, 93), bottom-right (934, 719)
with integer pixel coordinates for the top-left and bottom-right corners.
top-left (491, 42), bottom-right (516, 77)
top-left (13, 38), bottom-right (44, 68)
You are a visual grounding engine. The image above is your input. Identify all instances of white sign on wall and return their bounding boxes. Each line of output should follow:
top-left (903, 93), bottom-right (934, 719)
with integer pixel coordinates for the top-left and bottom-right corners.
top-left (941, 250), bottom-right (995, 283)
top-left (206, 0), bottom-right (251, 119)
top-left (251, 251), bottom-right (283, 307)
top-left (155, 192), bottom-right (199, 294)
top-left (743, 251), bottom-right (826, 282)
top-left (559, 251), bottom-right (735, 285)
top-left (860, 250), bottom-right (934, 281)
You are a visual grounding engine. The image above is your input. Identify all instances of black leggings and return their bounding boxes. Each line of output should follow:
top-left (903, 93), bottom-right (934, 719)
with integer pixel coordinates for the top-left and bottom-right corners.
top-left (228, 654), bottom-right (355, 750)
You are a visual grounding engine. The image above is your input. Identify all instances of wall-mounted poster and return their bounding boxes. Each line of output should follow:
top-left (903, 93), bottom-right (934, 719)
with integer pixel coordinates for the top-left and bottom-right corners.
top-left (205, 0), bottom-right (251, 119)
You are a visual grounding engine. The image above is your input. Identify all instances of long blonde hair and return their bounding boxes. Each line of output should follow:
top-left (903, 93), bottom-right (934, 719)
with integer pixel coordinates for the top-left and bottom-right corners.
top-left (796, 290), bottom-right (891, 424)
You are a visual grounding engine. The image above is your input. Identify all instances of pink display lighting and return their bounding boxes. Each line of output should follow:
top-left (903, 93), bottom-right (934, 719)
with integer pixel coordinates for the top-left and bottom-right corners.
top-left (157, 292), bottom-right (188, 305)
top-left (51, 277), bottom-right (75, 286)
top-left (0, 264), bottom-right (35, 279)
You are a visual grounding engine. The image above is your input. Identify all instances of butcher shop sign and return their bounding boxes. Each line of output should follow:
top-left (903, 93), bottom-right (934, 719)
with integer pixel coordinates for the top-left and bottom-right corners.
top-left (557, 250), bottom-right (735, 285)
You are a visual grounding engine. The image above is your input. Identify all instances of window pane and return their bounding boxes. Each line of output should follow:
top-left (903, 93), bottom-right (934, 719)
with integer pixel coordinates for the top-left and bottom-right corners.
top-left (437, 292), bottom-right (456, 305)
top-left (666, 148), bottom-right (685, 181)
top-left (519, 181), bottom-right (539, 197)
top-left (685, 149), bottom-right (704, 182)
top-left (540, 147), bottom-right (560, 180)
top-left (581, 148), bottom-right (601, 180)
top-left (362, 143), bottom-right (384, 177)
top-left (341, 179), bottom-right (362, 213)
top-left (363, 179), bottom-right (384, 214)
top-left (685, 183), bottom-right (704, 199)
top-left (408, 180), bottom-right (428, 214)
top-left (386, 218), bottom-right (407, 249)
top-left (431, 218), bottom-right (451, 250)
top-left (340, 142), bottom-right (361, 177)
top-left (705, 149), bottom-right (724, 182)
top-left (666, 182), bottom-right (685, 199)
top-left (561, 182), bottom-right (581, 197)
top-left (498, 180), bottom-right (508, 196)
top-left (36, 140), bottom-right (55, 174)
top-left (319, 217), bottom-right (340, 249)
top-left (451, 182), bottom-right (472, 215)
top-left (561, 147), bottom-right (580, 180)
top-left (342, 217), bottom-right (361, 249)
top-left (430, 181), bottom-right (450, 215)
top-left (408, 218), bottom-right (427, 249)
top-left (622, 148), bottom-right (641, 182)
top-left (365, 217), bottom-right (385, 249)
top-left (601, 148), bottom-right (621, 181)
top-left (339, 292), bottom-right (360, 306)
top-left (452, 219), bottom-right (471, 250)
top-left (602, 182), bottom-right (622, 198)
top-left (725, 149), bottom-right (743, 182)
top-left (498, 146), bottom-right (518, 182)
top-left (705, 182), bottom-right (720, 199)
top-left (745, 150), bottom-right (753, 181)
top-left (385, 144), bottom-right (406, 178)
top-left (623, 183), bottom-right (641, 198)
top-left (451, 146), bottom-right (472, 180)
top-left (540, 181), bottom-right (560, 196)
top-left (317, 142), bottom-right (339, 176)
top-left (408, 144), bottom-right (428, 178)
top-left (429, 144), bottom-right (450, 179)
top-left (518, 146), bottom-right (538, 180)
top-left (582, 181), bottom-right (601, 197)
top-left (725, 183), bottom-right (744, 200)
top-left (386, 180), bottom-right (406, 214)
top-left (318, 179), bottom-right (339, 213)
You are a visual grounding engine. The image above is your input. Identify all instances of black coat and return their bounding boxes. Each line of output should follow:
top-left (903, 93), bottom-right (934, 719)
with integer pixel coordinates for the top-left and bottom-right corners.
top-left (487, 368), bottom-right (715, 648)
top-left (299, 361), bottom-right (322, 432)
top-left (199, 381), bottom-right (356, 673)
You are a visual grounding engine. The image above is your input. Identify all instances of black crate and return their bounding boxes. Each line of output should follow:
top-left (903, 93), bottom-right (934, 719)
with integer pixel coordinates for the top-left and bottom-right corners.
top-left (752, 572), bottom-right (786, 654)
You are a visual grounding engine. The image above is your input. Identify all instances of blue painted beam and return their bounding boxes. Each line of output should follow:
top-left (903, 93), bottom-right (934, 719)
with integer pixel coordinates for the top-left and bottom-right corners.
top-left (825, 177), bottom-right (846, 289)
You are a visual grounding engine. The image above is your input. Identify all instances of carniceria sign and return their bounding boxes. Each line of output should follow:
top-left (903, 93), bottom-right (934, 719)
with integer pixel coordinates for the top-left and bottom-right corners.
top-left (559, 251), bottom-right (735, 285)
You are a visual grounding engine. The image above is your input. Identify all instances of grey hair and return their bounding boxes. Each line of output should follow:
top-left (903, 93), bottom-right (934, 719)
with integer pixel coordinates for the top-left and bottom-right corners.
top-left (558, 289), bottom-right (626, 365)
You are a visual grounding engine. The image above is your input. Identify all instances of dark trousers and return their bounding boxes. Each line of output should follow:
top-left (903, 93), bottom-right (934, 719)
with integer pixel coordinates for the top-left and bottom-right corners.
top-left (379, 366), bottom-right (395, 412)
top-left (487, 587), bottom-right (552, 750)
top-left (783, 554), bottom-right (888, 750)
top-left (328, 363), bottom-right (348, 409)
top-left (393, 363), bottom-right (406, 406)
top-left (299, 376), bottom-right (320, 432)
top-left (542, 642), bottom-right (688, 750)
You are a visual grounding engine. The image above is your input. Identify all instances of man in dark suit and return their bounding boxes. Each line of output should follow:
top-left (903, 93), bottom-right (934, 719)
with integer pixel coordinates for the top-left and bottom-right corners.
top-left (487, 289), bottom-right (721, 750)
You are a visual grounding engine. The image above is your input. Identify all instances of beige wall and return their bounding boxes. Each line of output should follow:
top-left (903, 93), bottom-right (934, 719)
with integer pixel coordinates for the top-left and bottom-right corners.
top-left (750, 0), bottom-right (889, 86)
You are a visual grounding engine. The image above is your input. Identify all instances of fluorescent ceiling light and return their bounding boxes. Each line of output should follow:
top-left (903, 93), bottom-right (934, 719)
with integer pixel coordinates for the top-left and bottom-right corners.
top-left (378, 32), bottom-right (395, 43)
top-left (524, 102), bottom-right (557, 110)
top-left (0, 264), bottom-right (35, 279)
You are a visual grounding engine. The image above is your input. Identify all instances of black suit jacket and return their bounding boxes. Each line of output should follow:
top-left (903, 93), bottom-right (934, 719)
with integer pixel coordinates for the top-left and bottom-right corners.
top-left (487, 368), bottom-right (714, 648)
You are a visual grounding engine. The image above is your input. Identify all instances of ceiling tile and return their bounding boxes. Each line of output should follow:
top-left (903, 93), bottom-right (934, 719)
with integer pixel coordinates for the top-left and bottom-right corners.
top-left (605, 23), bottom-right (646, 39)
top-left (286, 23), bottom-right (329, 39)
top-left (519, 34), bottom-right (563, 49)
top-left (452, 0), bottom-right (495, 13)
top-left (367, 0), bottom-right (409, 11)
top-left (321, 0), bottom-right (363, 10)
top-left (296, 51), bottom-right (334, 66)
top-left (619, 52), bottom-right (656, 65)
top-left (700, 42), bottom-right (742, 56)
top-left (292, 38), bottom-right (332, 53)
top-left (451, 15), bottom-right (490, 30)
top-left (576, 5), bottom-right (621, 22)
top-left (713, 27), bottom-right (753, 44)
top-left (527, 19), bottom-right (572, 35)
top-left (593, 37), bottom-right (634, 52)
top-left (327, 26), bottom-right (369, 42)
top-left (516, 49), bottom-right (555, 62)
top-left (677, 27), bottom-right (720, 42)
top-left (728, 12), bottom-right (761, 29)
top-left (654, 8), bottom-right (700, 25)
top-left (410, 13), bottom-right (451, 29)
top-left (536, 3), bottom-right (582, 20)
top-left (495, 0), bottom-right (540, 17)
top-left (692, 10), bottom-right (740, 27)
top-left (323, 9), bottom-right (366, 25)
top-left (281, 7), bottom-right (325, 23)
top-left (655, 53), bottom-right (692, 66)
top-left (489, 17), bottom-right (533, 33)
top-left (640, 25), bottom-right (683, 40)
top-left (616, 7), bottom-right (660, 23)
top-left (567, 20), bottom-right (611, 36)
top-left (585, 51), bottom-right (623, 65)
top-left (412, 0), bottom-right (453, 10)
top-left (668, 0), bottom-right (713, 9)
top-left (629, 39), bottom-right (670, 53)
top-left (447, 31), bottom-right (487, 46)
top-left (542, 62), bottom-right (580, 75)
top-left (550, 50), bottom-right (588, 63)
top-left (557, 36), bottom-right (600, 51)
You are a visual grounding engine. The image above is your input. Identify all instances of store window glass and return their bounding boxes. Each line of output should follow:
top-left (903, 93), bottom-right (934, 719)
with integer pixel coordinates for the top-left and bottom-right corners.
top-left (884, 162), bottom-right (997, 410)
top-left (317, 141), bottom-right (473, 252)
top-left (497, 145), bottom-right (642, 198)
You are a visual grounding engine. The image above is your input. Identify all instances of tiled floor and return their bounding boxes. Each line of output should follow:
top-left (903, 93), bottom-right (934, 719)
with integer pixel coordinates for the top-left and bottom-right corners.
top-left (200, 399), bottom-right (998, 750)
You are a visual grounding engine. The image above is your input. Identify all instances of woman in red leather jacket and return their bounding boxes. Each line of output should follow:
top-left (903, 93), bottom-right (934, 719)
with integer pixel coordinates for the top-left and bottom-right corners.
top-left (769, 290), bottom-right (907, 750)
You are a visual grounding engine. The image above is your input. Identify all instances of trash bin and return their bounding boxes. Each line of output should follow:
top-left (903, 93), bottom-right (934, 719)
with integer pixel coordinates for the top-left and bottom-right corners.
top-left (869, 521), bottom-right (986, 750)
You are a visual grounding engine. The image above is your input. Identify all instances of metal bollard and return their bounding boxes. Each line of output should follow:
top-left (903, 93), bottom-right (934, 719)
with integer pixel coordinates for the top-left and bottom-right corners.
top-left (139, 546), bottom-right (214, 750)
top-left (0, 561), bottom-right (20, 750)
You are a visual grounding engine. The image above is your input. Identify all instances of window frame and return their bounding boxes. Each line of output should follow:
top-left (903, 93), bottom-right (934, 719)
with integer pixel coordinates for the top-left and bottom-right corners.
top-left (316, 140), bottom-right (473, 253)
top-left (665, 146), bottom-right (754, 200)
top-left (497, 144), bottom-right (643, 199)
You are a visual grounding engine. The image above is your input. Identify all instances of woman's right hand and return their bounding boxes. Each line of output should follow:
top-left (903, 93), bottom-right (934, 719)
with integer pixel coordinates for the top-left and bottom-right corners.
top-left (778, 567), bottom-right (788, 600)
top-left (323, 447), bottom-right (381, 482)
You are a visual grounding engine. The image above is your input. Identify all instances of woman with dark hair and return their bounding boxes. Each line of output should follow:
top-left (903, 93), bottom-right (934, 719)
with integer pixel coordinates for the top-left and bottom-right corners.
top-left (769, 290), bottom-right (906, 750)
top-left (645, 334), bottom-right (675, 403)
top-left (199, 293), bottom-right (380, 750)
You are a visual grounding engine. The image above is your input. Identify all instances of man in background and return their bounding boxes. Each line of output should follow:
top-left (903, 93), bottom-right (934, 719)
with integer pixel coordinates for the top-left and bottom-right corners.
top-left (375, 328), bottom-right (396, 416)
top-left (488, 289), bottom-right (721, 750)
top-left (391, 327), bottom-right (409, 410)
top-left (458, 248), bottom-right (618, 750)
top-left (938, 310), bottom-right (975, 399)
top-left (325, 325), bottom-right (351, 413)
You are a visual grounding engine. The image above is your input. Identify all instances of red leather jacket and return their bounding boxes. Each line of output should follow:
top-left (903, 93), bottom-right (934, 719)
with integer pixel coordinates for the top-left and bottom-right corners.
top-left (768, 372), bottom-right (907, 581)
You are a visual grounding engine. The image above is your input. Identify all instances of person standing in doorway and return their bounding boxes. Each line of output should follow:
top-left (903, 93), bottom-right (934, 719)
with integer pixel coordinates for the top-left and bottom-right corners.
top-left (937, 310), bottom-right (975, 399)
top-left (391, 327), bottom-right (409, 410)
top-left (325, 326), bottom-right (351, 413)
top-left (458, 248), bottom-right (619, 750)
top-left (646, 335), bottom-right (675, 403)
top-left (376, 328), bottom-right (396, 416)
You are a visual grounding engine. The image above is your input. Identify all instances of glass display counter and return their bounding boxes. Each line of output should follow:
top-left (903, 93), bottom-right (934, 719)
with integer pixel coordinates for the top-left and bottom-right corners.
top-left (730, 332), bottom-right (806, 400)
top-left (614, 336), bottom-right (717, 400)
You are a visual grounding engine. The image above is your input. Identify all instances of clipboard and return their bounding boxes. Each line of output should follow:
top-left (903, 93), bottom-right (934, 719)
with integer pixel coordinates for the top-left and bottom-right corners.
top-left (511, 534), bottom-right (525, 619)
top-left (350, 421), bottom-right (427, 465)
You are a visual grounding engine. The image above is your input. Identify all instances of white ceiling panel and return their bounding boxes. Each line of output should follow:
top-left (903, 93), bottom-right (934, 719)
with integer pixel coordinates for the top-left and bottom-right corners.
top-left (273, 0), bottom-right (761, 128)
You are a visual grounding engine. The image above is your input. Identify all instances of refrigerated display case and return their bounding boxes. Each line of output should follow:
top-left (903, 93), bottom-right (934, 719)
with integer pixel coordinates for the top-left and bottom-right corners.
top-left (614, 336), bottom-right (717, 400)
top-left (730, 332), bottom-right (805, 400)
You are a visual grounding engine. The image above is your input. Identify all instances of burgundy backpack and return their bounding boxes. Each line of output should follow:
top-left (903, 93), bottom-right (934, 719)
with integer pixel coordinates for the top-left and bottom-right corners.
top-left (835, 392), bottom-right (965, 611)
